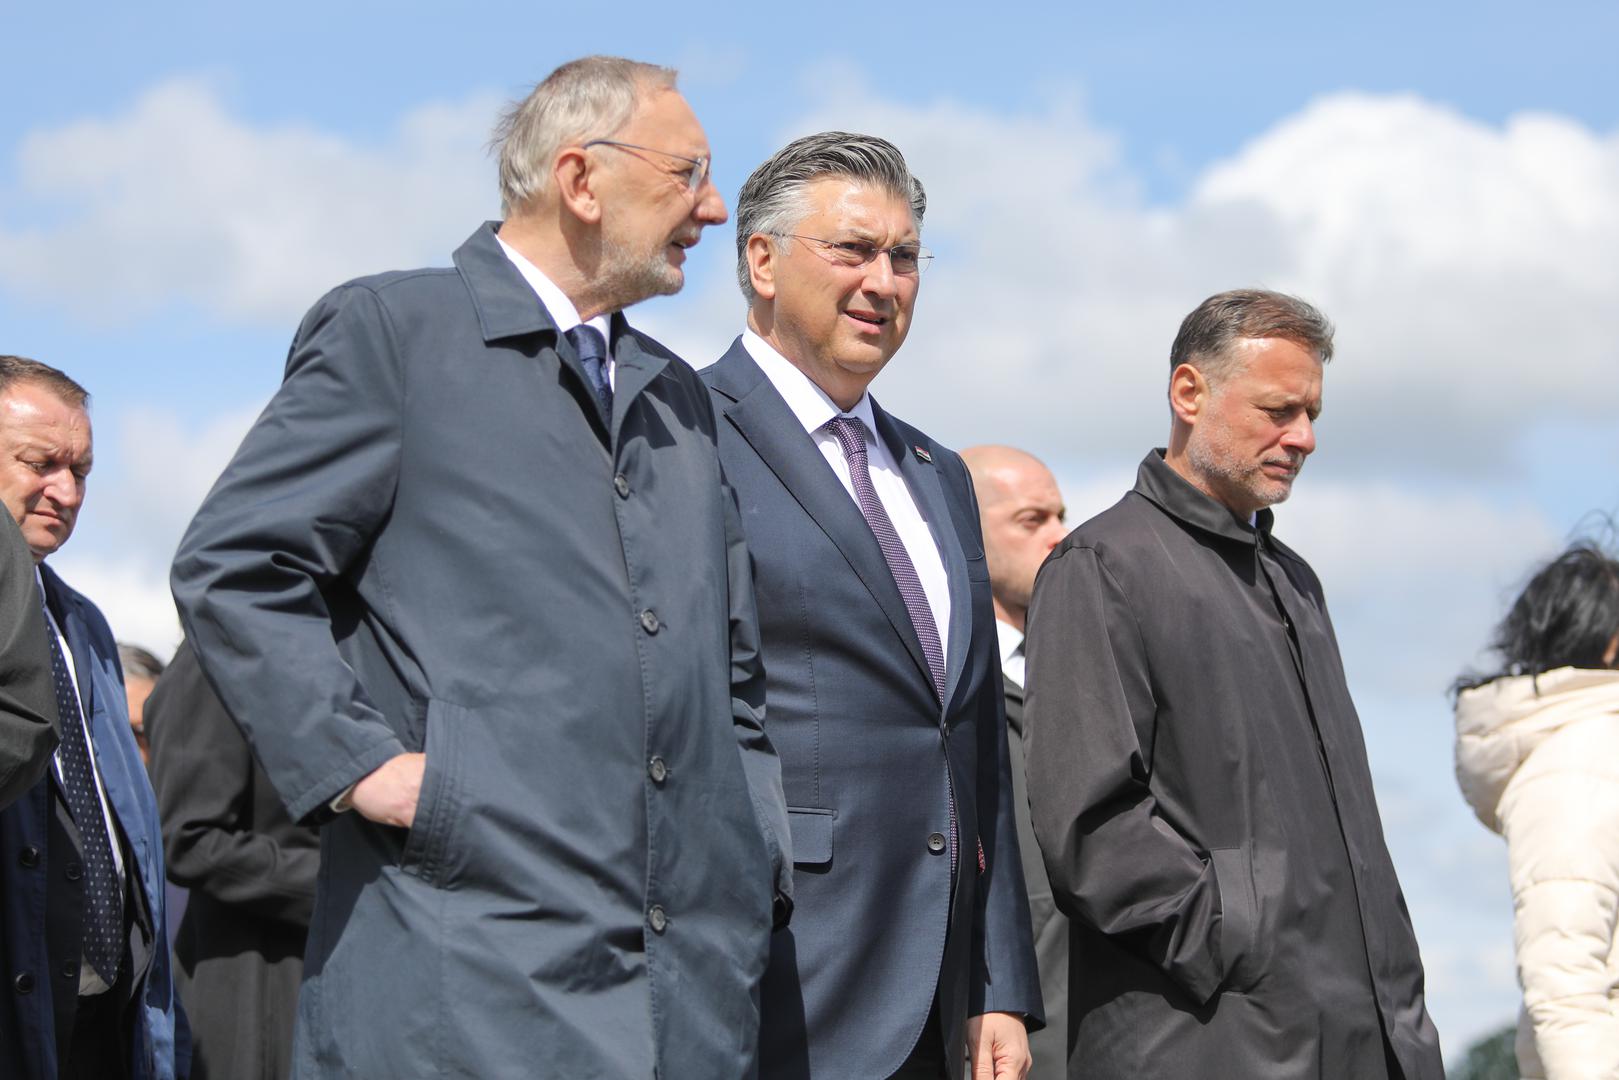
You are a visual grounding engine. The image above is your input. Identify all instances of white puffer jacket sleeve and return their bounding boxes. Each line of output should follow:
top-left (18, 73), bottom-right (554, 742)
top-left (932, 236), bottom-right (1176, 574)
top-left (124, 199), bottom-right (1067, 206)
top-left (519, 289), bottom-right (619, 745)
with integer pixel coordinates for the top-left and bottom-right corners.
top-left (1455, 668), bottom-right (1619, 1080)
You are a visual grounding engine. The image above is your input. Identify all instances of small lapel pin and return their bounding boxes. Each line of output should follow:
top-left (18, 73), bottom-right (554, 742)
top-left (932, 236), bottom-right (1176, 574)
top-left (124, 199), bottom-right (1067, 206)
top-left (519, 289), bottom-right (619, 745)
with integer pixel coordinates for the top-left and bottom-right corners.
top-left (913, 445), bottom-right (932, 463)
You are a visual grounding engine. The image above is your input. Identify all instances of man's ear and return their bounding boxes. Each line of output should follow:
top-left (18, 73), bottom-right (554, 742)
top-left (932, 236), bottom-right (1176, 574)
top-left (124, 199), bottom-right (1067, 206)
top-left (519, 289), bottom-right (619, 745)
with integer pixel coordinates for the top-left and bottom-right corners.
top-left (746, 234), bottom-right (779, 301)
top-left (1168, 362), bottom-right (1208, 426)
top-left (553, 147), bottom-right (602, 225)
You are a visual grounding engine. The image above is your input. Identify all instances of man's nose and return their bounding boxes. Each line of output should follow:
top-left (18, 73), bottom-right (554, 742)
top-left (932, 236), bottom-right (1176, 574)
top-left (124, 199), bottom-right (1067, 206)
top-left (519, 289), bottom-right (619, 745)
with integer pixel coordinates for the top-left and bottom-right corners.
top-left (1283, 416), bottom-right (1316, 456)
top-left (693, 179), bottom-right (727, 226)
top-left (862, 251), bottom-right (901, 298)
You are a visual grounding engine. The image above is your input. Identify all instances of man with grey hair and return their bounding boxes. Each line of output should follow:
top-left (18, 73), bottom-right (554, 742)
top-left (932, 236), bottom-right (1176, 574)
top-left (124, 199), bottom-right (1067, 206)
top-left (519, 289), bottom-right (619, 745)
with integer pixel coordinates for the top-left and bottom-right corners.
top-left (1024, 290), bottom-right (1444, 1078)
top-left (173, 56), bottom-right (791, 1077)
top-left (704, 132), bottom-right (1042, 1079)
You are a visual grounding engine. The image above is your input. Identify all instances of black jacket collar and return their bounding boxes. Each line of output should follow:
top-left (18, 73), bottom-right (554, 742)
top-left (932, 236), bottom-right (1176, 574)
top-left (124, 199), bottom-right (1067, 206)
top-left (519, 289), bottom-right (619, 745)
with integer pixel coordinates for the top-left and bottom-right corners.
top-left (1133, 449), bottom-right (1275, 547)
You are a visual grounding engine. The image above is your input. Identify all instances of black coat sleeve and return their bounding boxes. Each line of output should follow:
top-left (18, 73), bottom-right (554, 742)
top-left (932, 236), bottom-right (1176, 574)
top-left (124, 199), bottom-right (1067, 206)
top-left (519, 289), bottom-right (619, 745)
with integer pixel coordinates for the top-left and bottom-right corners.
top-left (1023, 545), bottom-right (1226, 1003)
top-left (147, 640), bottom-right (319, 926)
top-left (0, 513), bottom-right (58, 809)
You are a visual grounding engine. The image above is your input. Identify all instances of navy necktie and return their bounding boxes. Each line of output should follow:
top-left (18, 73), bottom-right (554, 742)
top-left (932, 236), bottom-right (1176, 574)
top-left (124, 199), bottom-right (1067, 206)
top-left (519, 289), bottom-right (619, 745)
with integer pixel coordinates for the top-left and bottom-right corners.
top-left (41, 595), bottom-right (123, 984)
top-left (825, 415), bottom-right (946, 700)
top-left (567, 324), bottom-right (613, 424)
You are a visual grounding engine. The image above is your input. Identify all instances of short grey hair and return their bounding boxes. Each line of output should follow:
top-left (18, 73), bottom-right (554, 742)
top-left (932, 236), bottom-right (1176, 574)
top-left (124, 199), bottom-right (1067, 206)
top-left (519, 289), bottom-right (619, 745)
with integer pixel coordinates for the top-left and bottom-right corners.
top-left (492, 56), bottom-right (678, 216)
top-left (1169, 289), bottom-right (1335, 386)
top-left (734, 131), bottom-right (927, 302)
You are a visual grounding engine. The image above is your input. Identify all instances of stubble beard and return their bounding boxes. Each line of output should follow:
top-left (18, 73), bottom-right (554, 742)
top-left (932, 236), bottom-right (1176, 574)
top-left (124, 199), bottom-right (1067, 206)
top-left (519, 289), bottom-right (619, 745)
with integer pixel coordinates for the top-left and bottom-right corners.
top-left (597, 240), bottom-right (683, 313)
top-left (1188, 428), bottom-right (1297, 514)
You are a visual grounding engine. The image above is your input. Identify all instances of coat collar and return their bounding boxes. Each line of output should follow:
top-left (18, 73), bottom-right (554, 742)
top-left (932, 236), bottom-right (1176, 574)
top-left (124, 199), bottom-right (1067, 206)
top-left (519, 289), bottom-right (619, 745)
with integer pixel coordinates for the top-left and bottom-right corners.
top-left (453, 221), bottom-right (669, 442)
top-left (1132, 448), bottom-right (1274, 547)
top-left (709, 339), bottom-right (940, 704)
top-left (38, 562), bottom-right (95, 719)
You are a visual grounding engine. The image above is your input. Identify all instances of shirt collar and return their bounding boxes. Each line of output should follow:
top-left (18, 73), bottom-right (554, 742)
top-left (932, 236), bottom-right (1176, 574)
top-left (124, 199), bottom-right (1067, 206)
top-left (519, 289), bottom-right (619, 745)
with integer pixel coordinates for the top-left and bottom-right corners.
top-left (1132, 448), bottom-right (1274, 546)
top-left (995, 619), bottom-right (1024, 668)
top-left (741, 329), bottom-right (879, 439)
top-left (496, 235), bottom-right (612, 346)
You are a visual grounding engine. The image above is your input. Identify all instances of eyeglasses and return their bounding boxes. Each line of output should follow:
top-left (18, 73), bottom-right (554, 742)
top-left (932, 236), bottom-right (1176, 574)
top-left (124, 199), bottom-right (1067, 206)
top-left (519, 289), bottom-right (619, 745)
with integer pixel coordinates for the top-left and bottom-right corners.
top-left (582, 139), bottom-right (710, 193)
top-left (780, 234), bottom-right (933, 276)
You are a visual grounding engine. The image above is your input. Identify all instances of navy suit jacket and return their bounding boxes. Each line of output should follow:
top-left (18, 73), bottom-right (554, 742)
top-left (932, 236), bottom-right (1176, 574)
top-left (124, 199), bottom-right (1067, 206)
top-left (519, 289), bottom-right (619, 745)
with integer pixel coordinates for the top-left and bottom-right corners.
top-left (704, 340), bottom-right (1041, 1080)
top-left (0, 565), bottom-right (179, 1080)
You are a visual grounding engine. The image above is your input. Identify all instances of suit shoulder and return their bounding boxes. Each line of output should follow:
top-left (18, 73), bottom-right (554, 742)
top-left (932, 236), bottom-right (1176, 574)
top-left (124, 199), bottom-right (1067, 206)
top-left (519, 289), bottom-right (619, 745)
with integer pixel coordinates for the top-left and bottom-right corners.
top-left (1060, 491), bottom-right (1161, 557)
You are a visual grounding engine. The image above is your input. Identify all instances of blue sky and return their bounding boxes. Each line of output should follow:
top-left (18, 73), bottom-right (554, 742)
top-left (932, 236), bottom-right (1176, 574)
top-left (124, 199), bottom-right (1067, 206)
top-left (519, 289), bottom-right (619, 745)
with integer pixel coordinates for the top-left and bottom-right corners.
top-left (7, 1), bottom-right (1617, 1058)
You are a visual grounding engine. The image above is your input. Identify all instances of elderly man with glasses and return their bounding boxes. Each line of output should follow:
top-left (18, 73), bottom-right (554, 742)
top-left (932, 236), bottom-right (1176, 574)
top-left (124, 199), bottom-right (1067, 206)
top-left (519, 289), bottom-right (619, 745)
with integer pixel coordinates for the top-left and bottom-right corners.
top-left (703, 132), bottom-right (1042, 1080)
top-left (172, 56), bottom-right (791, 1079)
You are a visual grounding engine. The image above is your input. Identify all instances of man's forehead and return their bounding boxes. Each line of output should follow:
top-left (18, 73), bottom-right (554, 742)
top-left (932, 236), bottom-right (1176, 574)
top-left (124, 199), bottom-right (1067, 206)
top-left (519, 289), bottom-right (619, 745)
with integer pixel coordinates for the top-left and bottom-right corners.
top-left (622, 87), bottom-right (706, 151)
top-left (803, 178), bottom-right (915, 231)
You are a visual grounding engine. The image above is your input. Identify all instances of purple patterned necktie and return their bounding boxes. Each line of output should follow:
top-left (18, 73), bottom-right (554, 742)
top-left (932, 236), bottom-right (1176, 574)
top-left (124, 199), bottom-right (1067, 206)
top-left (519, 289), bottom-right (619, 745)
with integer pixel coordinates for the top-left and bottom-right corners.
top-left (42, 596), bottom-right (123, 984)
top-left (826, 416), bottom-right (964, 875)
top-left (825, 416), bottom-right (946, 699)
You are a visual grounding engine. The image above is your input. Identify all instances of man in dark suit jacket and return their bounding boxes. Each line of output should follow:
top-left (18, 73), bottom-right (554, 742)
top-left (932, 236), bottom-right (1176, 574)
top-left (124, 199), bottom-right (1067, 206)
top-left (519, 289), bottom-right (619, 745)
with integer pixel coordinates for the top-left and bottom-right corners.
top-left (0, 510), bottom-right (57, 809)
top-left (0, 357), bottom-right (180, 1079)
top-left (962, 446), bottom-right (1069, 1080)
top-left (171, 57), bottom-right (789, 1079)
top-left (704, 132), bottom-right (1041, 1080)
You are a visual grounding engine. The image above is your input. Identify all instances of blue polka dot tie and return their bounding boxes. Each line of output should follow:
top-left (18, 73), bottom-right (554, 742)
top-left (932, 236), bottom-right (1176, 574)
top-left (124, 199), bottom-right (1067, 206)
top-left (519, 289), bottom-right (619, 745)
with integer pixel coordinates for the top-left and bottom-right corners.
top-left (41, 596), bottom-right (123, 984)
top-left (567, 324), bottom-right (613, 425)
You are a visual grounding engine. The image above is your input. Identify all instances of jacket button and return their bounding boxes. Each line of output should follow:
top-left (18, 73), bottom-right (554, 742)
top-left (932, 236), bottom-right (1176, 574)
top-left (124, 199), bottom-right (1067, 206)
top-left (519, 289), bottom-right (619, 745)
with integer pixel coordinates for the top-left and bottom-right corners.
top-left (614, 474), bottom-right (631, 498)
top-left (64, 862), bottom-right (83, 882)
top-left (648, 756), bottom-right (668, 784)
top-left (13, 972), bottom-right (33, 995)
top-left (18, 846), bottom-right (39, 868)
top-left (60, 961), bottom-right (77, 980)
top-left (639, 610), bottom-right (660, 634)
top-left (927, 833), bottom-right (947, 855)
top-left (648, 905), bottom-right (668, 934)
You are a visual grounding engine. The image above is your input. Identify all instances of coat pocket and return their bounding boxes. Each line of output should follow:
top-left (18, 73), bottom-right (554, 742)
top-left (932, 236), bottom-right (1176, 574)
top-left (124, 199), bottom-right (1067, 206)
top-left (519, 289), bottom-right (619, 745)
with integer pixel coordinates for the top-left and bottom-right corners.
top-left (400, 698), bottom-right (466, 886)
top-left (786, 807), bottom-right (835, 867)
top-left (1210, 846), bottom-right (1260, 993)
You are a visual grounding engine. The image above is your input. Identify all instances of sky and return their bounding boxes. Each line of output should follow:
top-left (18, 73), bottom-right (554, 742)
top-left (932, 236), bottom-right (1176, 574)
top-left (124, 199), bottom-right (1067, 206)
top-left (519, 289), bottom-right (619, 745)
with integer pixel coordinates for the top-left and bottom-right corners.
top-left (5, 0), bottom-right (1617, 1059)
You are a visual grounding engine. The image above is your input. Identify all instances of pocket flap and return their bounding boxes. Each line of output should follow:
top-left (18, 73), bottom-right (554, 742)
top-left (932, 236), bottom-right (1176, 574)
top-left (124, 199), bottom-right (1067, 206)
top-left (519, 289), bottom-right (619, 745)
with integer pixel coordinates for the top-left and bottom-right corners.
top-left (787, 807), bottom-right (835, 866)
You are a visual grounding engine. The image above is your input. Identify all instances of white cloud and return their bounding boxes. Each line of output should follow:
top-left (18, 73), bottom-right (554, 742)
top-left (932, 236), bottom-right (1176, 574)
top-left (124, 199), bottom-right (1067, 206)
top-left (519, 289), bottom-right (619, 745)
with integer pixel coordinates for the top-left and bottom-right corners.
top-left (0, 77), bottom-right (500, 323)
top-left (658, 83), bottom-right (1619, 484)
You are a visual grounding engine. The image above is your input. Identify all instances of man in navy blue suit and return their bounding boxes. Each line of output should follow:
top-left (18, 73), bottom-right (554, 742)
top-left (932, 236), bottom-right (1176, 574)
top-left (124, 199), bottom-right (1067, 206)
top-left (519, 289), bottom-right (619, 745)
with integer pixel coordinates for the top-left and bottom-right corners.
top-left (703, 133), bottom-right (1042, 1080)
top-left (0, 356), bottom-right (179, 1079)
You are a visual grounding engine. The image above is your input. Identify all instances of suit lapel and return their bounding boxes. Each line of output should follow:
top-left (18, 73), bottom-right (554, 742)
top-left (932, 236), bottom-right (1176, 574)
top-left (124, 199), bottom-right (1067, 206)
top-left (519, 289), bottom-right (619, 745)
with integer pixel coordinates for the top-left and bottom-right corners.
top-left (873, 403), bottom-right (971, 716)
top-left (711, 343), bottom-right (935, 692)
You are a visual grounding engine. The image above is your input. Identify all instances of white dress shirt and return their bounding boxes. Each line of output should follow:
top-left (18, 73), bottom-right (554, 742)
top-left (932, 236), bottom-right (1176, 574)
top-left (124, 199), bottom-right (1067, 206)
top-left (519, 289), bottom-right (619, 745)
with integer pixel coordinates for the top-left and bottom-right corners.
top-left (742, 330), bottom-right (951, 660)
top-left (996, 619), bottom-right (1025, 689)
top-left (497, 235), bottom-right (616, 390)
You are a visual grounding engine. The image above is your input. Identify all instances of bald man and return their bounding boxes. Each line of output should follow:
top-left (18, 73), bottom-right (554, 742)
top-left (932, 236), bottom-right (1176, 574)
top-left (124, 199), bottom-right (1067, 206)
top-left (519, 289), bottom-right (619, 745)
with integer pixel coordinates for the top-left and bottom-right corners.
top-left (962, 446), bottom-right (1067, 1080)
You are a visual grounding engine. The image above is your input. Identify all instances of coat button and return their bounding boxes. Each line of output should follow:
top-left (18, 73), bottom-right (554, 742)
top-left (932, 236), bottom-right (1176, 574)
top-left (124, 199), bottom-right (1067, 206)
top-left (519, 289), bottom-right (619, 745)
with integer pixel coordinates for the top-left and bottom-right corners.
top-left (64, 862), bottom-right (82, 881)
top-left (639, 609), bottom-right (660, 634)
top-left (927, 833), bottom-right (947, 855)
top-left (648, 905), bottom-right (668, 934)
top-left (13, 972), bottom-right (33, 995)
top-left (648, 757), bottom-right (668, 784)
top-left (18, 846), bottom-right (39, 868)
top-left (59, 961), bottom-right (76, 980)
top-left (614, 474), bottom-right (631, 498)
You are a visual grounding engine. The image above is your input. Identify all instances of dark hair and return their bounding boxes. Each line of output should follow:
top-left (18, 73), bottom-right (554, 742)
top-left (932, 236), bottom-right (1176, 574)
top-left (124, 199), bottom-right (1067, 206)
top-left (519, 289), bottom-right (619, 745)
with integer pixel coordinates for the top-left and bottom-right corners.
top-left (1454, 539), bottom-right (1619, 695)
top-left (1169, 289), bottom-right (1334, 386)
top-left (0, 355), bottom-right (90, 408)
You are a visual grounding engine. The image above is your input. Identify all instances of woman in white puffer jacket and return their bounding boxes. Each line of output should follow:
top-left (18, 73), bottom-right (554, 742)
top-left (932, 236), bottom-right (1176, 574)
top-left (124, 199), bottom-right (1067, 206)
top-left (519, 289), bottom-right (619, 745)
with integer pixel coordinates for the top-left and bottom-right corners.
top-left (1454, 541), bottom-right (1619, 1080)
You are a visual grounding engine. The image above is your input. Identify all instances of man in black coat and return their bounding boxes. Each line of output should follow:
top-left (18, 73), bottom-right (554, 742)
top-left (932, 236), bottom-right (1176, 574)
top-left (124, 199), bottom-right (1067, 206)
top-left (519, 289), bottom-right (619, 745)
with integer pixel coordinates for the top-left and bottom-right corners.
top-left (1024, 290), bottom-right (1444, 1079)
top-left (146, 639), bottom-right (317, 1079)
